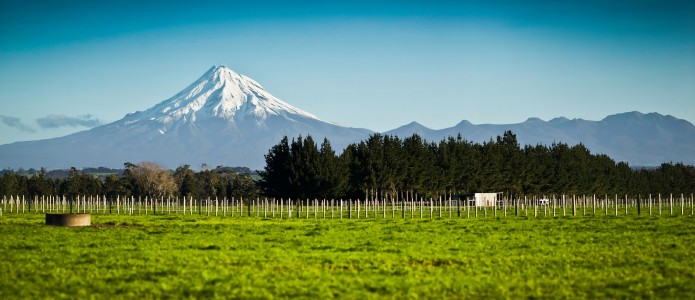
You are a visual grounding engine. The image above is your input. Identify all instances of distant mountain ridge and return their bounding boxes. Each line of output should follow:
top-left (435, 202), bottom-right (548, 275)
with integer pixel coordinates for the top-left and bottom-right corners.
top-left (384, 111), bottom-right (695, 166)
top-left (0, 66), bottom-right (692, 169)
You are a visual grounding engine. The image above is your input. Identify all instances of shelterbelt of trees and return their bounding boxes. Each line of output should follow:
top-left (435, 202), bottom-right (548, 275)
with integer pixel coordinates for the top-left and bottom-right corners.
top-left (1, 131), bottom-right (693, 200)
top-left (259, 131), bottom-right (695, 199)
top-left (0, 163), bottom-right (260, 200)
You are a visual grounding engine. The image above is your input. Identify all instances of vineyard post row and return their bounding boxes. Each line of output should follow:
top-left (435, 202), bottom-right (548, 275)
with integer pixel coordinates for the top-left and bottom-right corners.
top-left (1, 193), bottom-right (694, 219)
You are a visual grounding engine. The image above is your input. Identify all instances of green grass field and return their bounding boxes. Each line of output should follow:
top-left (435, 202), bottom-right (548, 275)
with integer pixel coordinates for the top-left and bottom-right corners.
top-left (1, 212), bottom-right (694, 299)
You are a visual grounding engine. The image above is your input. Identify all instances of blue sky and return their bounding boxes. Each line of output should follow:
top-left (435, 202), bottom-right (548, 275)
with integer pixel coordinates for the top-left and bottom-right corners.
top-left (1, 0), bottom-right (693, 145)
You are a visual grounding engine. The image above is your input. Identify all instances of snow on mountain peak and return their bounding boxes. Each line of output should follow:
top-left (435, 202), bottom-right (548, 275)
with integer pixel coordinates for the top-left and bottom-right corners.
top-left (134, 65), bottom-right (319, 126)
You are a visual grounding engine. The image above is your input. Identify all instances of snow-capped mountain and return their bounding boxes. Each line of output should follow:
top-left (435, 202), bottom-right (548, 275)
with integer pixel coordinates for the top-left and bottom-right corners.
top-left (1, 65), bottom-right (693, 170)
top-left (0, 66), bottom-right (373, 169)
top-left (134, 65), bottom-right (320, 127)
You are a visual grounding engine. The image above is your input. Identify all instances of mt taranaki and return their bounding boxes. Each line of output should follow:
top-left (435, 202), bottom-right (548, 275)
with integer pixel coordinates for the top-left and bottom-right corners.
top-left (1, 65), bottom-right (693, 169)
top-left (0, 66), bottom-right (373, 169)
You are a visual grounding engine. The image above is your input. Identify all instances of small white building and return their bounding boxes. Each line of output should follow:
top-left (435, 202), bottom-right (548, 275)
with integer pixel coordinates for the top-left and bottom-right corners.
top-left (474, 193), bottom-right (501, 207)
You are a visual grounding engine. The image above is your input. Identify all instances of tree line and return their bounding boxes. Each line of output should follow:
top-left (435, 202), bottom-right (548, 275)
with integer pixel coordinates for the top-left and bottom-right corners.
top-left (2, 131), bottom-right (693, 200)
top-left (259, 131), bottom-right (695, 199)
top-left (0, 163), bottom-right (259, 200)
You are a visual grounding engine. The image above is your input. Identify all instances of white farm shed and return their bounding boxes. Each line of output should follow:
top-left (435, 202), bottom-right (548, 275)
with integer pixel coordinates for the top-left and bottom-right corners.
top-left (474, 193), bottom-right (501, 207)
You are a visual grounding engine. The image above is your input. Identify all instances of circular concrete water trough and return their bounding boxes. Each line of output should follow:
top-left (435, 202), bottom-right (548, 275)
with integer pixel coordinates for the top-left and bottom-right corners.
top-left (46, 213), bottom-right (91, 227)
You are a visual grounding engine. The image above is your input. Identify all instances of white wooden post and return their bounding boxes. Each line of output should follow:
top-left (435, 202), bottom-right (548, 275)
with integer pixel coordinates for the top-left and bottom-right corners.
top-left (658, 194), bottom-right (661, 215)
top-left (670, 193), bottom-right (673, 215)
top-left (582, 194), bottom-right (586, 216)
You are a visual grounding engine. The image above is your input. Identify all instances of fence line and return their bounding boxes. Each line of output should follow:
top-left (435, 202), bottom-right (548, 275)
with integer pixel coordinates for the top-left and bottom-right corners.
top-left (1, 193), bottom-right (693, 220)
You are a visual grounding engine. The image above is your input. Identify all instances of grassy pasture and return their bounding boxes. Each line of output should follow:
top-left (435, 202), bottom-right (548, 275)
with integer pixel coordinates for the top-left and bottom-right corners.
top-left (1, 213), bottom-right (694, 299)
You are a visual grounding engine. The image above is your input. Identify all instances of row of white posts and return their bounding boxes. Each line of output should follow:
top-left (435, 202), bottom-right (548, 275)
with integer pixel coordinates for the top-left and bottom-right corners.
top-left (1, 193), bottom-right (694, 219)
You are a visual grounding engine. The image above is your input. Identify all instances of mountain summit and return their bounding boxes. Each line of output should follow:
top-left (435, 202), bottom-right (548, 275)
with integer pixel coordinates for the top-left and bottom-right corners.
top-left (0, 66), bottom-right (373, 169)
top-left (137, 65), bottom-right (319, 126)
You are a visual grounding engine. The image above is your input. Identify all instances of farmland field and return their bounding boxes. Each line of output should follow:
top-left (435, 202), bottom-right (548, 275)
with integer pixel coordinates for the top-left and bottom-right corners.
top-left (1, 212), bottom-right (694, 299)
